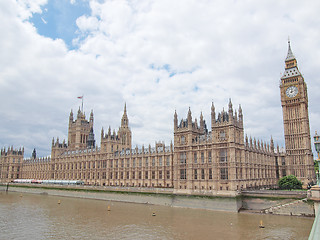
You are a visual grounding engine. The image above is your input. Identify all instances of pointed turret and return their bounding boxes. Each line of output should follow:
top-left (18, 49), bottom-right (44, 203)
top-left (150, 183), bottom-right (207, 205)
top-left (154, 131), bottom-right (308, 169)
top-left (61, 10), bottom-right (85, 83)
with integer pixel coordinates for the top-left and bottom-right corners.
top-left (32, 148), bottom-right (36, 159)
top-left (211, 102), bottom-right (216, 127)
top-left (121, 103), bottom-right (129, 128)
top-left (238, 104), bottom-right (243, 119)
top-left (90, 110), bottom-right (94, 123)
top-left (187, 107), bottom-right (192, 129)
top-left (286, 39), bottom-right (295, 61)
top-left (282, 39), bottom-right (299, 74)
top-left (200, 112), bottom-right (204, 132)
top-left (101, 127), bottom-right (104, 139)
top-left (270, 136), bottom-right (274, 151)
top-left (228, 98), bottom-right (233, 117)
top-left (174, 110), bottom-right (178, 130)
top-left (77, 107), bottom-right (81, 119)
top-left (69, 109), bottom-right (73, 122)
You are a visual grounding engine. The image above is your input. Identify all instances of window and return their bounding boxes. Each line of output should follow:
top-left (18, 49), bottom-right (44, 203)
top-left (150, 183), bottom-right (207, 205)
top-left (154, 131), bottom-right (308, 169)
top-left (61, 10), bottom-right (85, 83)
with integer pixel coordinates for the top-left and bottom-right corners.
top-left (181, 136), bottom-right (185, 144)
top-left (220, 168), bottom-right (228, 180)
top-left (152, 158), bottom-right (155, 166)
top-left (180, 169), bottom-right (186, 179)
top-left (159, 157), bottom-right (162, 166)
top-left (166, 156), bottom-right (170, 166)
top-left (208, 151), bottom-right (212, 163)
top-left (133, 159), bottom-right (136, 168)
top-left (126, 171), bottom-right (129, 179)
top-left (180, 153), bottom-right (186, 164)
top-left (145, 158), bottom-right (148, 167)
top-left (145, 171), bottom-right (148, 179)
top-left (209, 168), bottom-right (212, 179)
top-left (121, 160), bottom-right (124, 168)
top-left (139, 159), bottom-right (142, 167)
top-left (120, 172), bottom-right (123, 179)
top-left (194, 169), bottom-right (198, 180)
top-left (201, 169), bottom-right (205, 180)
top-left (127, 160), bottom-right (130, 168)
top-left (219, 149), bottom-right (227, 162)
top-left (201, 152), bottom-right (204, 163)
top-left (159, 171), bottom-right (162, 179)
top-left (152, 171), bottom-right (155, 179)
top-left (139, 171), bottom-right (142, 179)
top-left (102, 172), bottom-right (106, 179)
top-left (132, 171), bottom-right (135, 179)
top-left (166, 171), bottom-right (170, 179)
top-left (194, 152), bottom-right (197, 163)
top-left (219, 130), bottom-right (226, 140)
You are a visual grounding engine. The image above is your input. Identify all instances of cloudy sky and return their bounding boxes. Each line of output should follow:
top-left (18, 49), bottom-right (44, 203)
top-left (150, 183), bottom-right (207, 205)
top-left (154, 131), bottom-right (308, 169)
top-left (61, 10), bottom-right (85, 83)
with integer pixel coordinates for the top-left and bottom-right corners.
top-left (1, 0), bottom-right (320, 158)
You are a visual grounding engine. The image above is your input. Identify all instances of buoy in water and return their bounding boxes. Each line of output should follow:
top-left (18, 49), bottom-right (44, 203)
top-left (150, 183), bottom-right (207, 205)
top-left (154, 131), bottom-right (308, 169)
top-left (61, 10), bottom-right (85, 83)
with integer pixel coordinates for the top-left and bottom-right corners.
top-left (259, 220), bottom-right (265, 228)
top-left (107, 205), bottom-right (111, 211)
top-left (152, 213), bottom-right (156, 216)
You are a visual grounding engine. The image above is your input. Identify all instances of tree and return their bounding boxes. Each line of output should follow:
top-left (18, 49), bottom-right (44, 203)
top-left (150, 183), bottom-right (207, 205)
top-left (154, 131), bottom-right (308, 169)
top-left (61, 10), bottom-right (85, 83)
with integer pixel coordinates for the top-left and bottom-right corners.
top-left (314, 160), bottom-right (319, 173)
top-left (278, 175), bottom-right (302, 190)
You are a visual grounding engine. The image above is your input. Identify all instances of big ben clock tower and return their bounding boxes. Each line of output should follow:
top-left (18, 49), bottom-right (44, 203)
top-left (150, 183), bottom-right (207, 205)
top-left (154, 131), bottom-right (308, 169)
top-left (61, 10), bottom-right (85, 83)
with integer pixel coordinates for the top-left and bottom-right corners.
top-left (280, 40), bottom-right (316, 186)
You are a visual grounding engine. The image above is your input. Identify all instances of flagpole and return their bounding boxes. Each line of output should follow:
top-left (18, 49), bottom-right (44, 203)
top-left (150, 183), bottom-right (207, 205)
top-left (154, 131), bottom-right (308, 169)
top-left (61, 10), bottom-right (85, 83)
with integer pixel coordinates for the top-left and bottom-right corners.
top-left (82, 95), bottom-right (84, 113)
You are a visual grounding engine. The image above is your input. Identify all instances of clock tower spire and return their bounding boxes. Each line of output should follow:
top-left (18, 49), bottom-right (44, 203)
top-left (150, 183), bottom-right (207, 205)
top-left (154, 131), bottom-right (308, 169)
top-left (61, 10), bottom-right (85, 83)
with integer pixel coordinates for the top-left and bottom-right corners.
top-left (280, 40), bottom-right (315, 186)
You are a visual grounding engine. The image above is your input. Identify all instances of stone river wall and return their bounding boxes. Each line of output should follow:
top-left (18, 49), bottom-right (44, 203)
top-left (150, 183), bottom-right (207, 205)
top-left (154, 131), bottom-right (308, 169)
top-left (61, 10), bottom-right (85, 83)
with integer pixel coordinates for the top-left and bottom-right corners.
top-left (2, 184), bottom-right (242, 212)
top-left (0, 184), bottom-right (314, 216)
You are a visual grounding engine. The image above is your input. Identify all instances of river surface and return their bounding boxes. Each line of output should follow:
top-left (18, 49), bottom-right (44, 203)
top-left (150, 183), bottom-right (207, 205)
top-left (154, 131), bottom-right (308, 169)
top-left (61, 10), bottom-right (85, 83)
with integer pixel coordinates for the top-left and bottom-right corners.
top-left (0, 192), bottom-right (313, 240)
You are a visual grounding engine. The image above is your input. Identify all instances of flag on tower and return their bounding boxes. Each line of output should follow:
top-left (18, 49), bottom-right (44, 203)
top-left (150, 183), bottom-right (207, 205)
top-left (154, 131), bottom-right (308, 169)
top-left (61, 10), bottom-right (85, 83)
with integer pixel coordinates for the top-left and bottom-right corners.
top-left (77, 96), bottom-right (83, 99)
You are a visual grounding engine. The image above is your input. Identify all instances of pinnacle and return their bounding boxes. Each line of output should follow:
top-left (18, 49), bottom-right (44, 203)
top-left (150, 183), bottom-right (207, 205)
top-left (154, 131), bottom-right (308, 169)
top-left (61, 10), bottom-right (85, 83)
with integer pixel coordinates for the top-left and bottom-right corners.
top-left (286, 39), bottom-right (295, 61)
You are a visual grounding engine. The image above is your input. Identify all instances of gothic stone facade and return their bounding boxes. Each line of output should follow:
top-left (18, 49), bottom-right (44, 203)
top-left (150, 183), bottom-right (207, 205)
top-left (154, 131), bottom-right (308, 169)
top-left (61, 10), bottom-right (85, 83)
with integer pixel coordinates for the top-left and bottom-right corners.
top-left (0, 43), bottom-right (315, 193)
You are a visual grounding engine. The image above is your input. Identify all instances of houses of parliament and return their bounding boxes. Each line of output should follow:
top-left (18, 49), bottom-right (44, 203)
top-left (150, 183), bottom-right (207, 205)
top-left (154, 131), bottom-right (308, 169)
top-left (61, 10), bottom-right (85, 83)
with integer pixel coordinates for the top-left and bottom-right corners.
top-left (0, 42), bottom-right (316, 194)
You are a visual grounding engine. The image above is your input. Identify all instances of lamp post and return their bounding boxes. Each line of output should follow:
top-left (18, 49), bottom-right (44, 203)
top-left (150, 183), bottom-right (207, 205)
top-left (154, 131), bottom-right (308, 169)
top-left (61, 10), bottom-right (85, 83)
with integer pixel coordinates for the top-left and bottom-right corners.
top-left (314, 131), bottom-right (320, 185)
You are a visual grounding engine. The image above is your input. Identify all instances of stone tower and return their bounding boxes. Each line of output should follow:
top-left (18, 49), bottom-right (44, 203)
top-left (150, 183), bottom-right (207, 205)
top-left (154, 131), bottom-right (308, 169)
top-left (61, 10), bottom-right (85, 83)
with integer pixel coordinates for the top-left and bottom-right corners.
top-left (211, 100), bottom-right (245, 191)
top-left (173, 107), bottom-right (208, 192)
top-left (67, 108), bottom-right (94, 150)
top-left (280, 40), bottom-right (315, 185)
top-left (118, 103), bottom-right (132, 150)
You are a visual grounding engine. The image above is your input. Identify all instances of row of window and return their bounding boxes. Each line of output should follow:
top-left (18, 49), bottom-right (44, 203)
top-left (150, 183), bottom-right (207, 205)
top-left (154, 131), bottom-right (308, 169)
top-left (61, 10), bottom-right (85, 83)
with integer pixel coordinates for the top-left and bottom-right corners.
top-left (180, 150), bottom-right (227, 164)
top-left (54, 157), bottom-right (172, 171)
top-left (180, 168), bottom-right (228, 180)
top-left (108, 170), bottom-right (171, 180)
top-left (53, 170), bottom-right (171, 181)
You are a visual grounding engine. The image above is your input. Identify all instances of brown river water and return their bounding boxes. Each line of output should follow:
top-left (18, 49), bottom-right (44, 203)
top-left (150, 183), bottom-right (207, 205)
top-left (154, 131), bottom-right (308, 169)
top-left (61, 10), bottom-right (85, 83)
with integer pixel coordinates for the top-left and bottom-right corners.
top-left (0, 192), bottom-right (313, 240)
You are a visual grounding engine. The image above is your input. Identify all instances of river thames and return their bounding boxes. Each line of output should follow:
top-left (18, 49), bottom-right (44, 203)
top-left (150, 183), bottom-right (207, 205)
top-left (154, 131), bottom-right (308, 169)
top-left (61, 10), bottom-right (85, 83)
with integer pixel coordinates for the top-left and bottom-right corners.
top-left (0, 192), bottom-right (313, 240)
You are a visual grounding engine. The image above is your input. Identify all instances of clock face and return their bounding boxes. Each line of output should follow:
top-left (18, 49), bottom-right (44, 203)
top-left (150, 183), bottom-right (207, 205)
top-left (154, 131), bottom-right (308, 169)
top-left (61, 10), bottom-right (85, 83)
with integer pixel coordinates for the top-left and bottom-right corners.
top-left (286, 86), bottom-right (298, 98)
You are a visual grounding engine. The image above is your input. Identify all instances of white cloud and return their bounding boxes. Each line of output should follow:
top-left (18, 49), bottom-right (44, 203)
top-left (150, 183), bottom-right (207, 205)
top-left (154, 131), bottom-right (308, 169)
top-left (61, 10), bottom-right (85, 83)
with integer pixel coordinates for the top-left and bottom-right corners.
top-left (1, 0), bottom-right (320, 157)
top-left (15, 0), bottom-right (47, 19)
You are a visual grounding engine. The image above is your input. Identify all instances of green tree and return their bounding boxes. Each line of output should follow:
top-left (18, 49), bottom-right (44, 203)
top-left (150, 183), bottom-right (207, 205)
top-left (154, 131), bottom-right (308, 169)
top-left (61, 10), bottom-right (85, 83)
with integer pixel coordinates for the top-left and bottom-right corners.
top-left (314, 160), bottom-right (319, 173)
top-left (278, 175), bottom-right (302, 190)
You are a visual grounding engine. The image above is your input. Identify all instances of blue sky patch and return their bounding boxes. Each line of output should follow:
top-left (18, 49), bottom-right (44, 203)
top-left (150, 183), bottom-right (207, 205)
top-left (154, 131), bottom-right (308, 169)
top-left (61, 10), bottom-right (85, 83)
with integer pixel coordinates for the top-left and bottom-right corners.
top-left (30, 0), bottom-right (91, 49)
